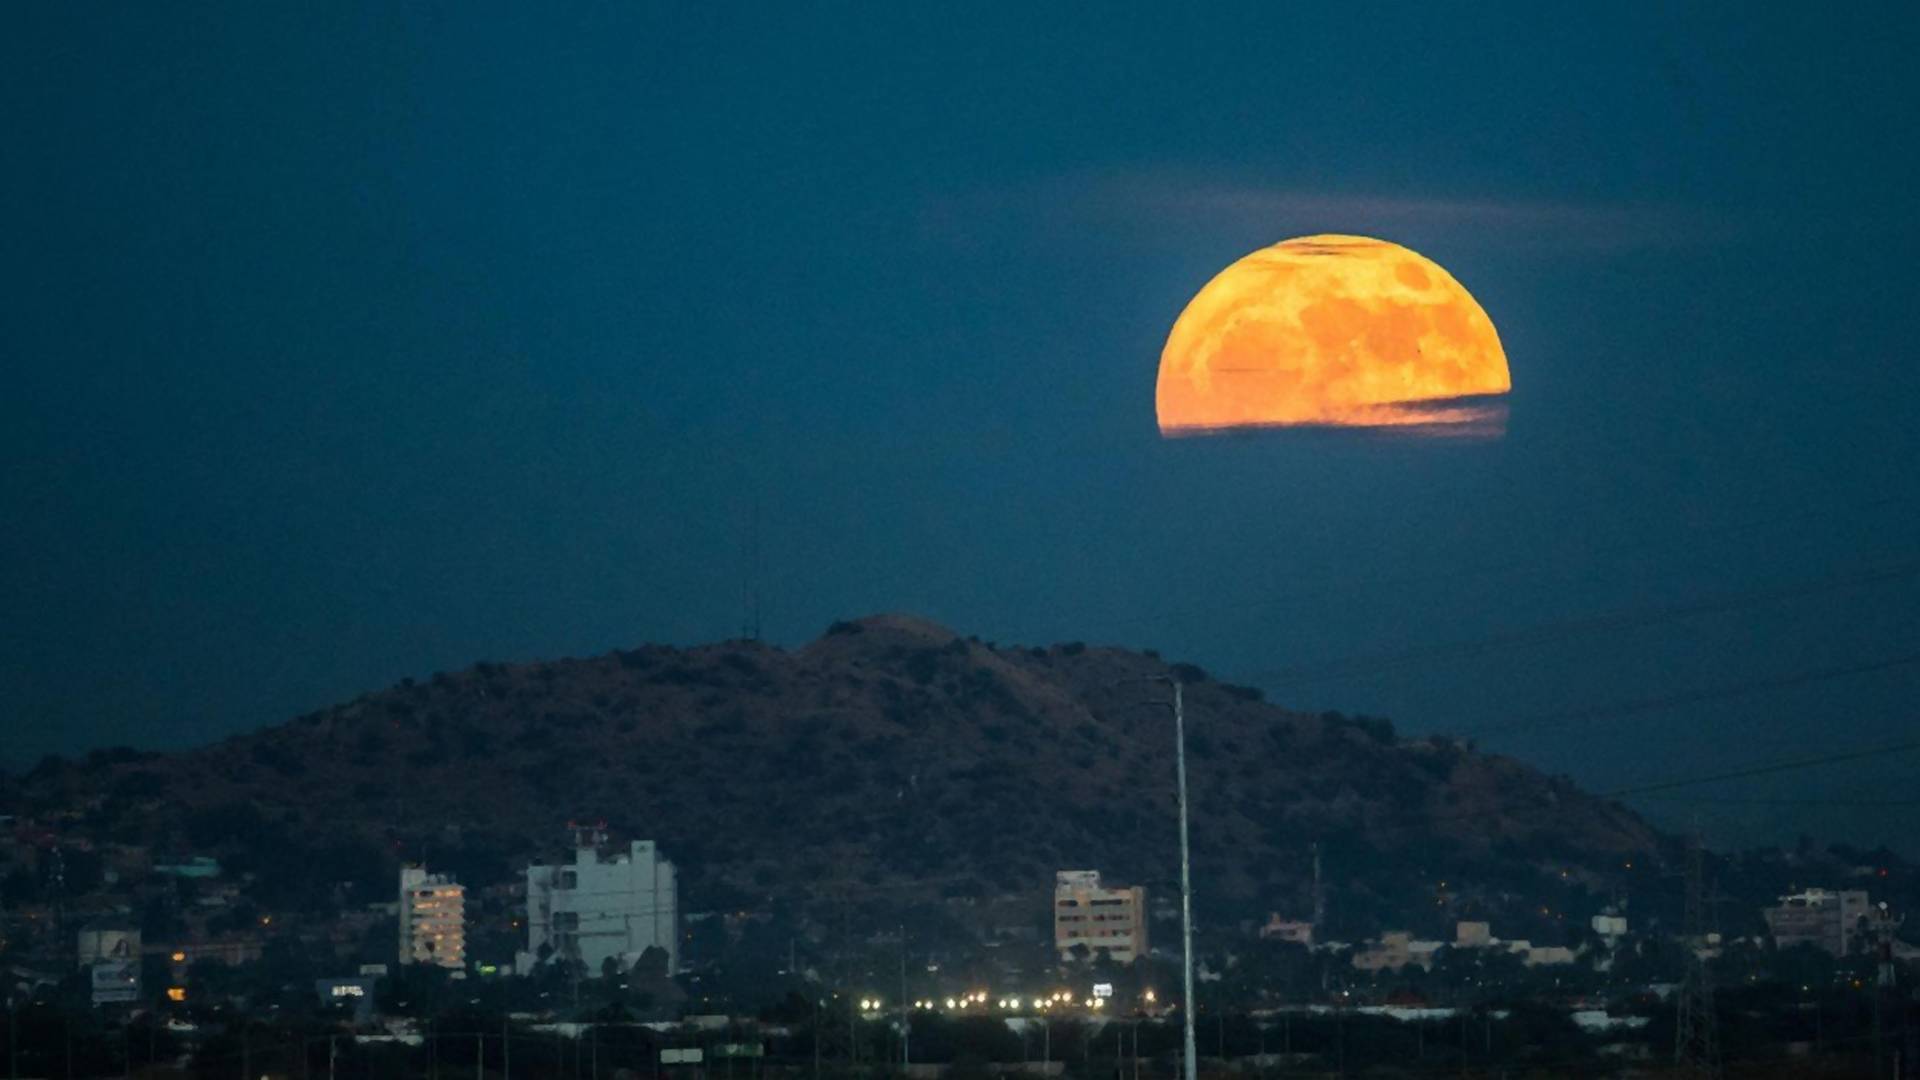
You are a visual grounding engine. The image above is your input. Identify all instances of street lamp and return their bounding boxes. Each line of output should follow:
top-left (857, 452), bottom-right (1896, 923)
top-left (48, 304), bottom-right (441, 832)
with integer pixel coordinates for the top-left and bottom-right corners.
top-left (1122, 676), bottom-right (1199, 1080)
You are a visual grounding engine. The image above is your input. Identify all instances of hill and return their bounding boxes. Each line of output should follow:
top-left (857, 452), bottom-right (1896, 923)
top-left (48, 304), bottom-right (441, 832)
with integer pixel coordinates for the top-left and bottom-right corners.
top-left (7, 614), bottom-right (1671, 939)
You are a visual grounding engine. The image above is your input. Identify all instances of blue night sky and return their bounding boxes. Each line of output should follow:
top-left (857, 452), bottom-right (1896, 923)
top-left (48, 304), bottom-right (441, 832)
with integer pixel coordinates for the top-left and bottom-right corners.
top-left (4, 5), bottom-right (1917, 851)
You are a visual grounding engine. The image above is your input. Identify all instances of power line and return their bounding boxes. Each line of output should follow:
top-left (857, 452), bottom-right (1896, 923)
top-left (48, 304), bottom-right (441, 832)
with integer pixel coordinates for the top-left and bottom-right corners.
top-left (1464, 648), bottom-right (1920, 739)
top-left (1240, 555), bottom-right (1920, 689)
top-left (1602, 739), bottom-right (1920, 799)
top-left (836, 489), bottom-right (1912, 645)
top-left (1636, 795), bottom-right (1920, 807)
top-left (1097, 493), bottom-right (1914, 634)
top-left (1338, 731), bottom-right (1920, 839)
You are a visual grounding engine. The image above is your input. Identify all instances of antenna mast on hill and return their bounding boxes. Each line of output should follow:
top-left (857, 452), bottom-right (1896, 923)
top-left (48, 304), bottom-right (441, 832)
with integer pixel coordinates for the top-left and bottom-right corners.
top-left (48, 846), bottom-right (67, 936)
top-left (1312, 842), bottom-right (1328, 992)
top-left (741, 492), bottom-right (763, 642)
top-left (1311, 843), bottom-right (1324, 929)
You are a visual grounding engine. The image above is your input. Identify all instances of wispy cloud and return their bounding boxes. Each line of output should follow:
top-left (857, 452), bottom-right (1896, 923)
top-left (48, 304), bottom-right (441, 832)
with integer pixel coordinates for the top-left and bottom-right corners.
top-left (923, 170), bottom-right (1731, 256)
top-left (1160, 396), bottom-right (1510, 442)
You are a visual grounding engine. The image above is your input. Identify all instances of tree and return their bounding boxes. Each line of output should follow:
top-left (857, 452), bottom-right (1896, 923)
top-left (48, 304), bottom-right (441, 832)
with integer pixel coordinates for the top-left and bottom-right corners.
top-left (632, 944), bottom-right (670, 979)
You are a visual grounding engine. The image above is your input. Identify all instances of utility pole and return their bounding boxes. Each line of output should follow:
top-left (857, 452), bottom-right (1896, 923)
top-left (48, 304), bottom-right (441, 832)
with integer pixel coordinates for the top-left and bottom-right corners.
top-left (1120, 675), bottom-right (1201, 1080)
top-left (1674, 832), bottom-right (1721, 1079)
top-left (328, 1036), bottom-right (337, 1080)
top-left (899, 928), bottom-right (910, 1071)
top-left (1173, 681), bottom-right (1199, 1080)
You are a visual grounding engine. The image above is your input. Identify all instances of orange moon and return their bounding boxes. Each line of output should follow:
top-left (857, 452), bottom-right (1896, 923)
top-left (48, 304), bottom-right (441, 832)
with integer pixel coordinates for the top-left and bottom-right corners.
top-left (1156, 235), bottom-right (1511, 434)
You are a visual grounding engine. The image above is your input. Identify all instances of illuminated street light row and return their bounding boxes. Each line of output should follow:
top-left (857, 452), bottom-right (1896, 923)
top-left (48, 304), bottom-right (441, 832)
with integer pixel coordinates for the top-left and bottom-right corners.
top-left (890, 989), bottom-right (1149, 1013)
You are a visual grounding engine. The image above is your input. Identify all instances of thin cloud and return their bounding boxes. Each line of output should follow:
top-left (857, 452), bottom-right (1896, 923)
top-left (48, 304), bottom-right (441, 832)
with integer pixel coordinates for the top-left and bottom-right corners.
top-left (1159, 396), bottom-right (1509, 442)
top-left (923, 171), bottom-right (1731, 256)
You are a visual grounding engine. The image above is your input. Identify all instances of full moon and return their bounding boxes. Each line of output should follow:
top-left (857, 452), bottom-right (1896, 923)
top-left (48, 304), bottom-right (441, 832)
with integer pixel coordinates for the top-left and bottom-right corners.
top-left (1156, 235), bottom-right (1511, 434)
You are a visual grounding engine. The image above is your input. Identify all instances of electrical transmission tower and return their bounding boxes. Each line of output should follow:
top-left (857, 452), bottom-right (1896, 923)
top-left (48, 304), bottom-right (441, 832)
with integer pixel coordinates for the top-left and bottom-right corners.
top-left (1674, 833), bottom-right (1721, 1079)
top-left (1871, 900), bottom-right (1904, 1078)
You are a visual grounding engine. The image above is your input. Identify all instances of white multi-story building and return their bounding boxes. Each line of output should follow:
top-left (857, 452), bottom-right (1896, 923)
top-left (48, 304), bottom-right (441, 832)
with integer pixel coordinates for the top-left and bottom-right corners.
top-left (1054, 869), bottom-right (1148, 964)
top-left (1764, 888), bottom-right (1872, 956)
top-left (517, 838), bottom-right (678, 976)
top-left (398, 866), bottom-right (467, 970)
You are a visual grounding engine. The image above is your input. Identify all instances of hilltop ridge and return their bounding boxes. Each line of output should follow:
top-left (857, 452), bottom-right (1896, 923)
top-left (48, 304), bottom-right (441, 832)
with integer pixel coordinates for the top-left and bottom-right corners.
top-left (7, 614), bottom-right (1669, 938)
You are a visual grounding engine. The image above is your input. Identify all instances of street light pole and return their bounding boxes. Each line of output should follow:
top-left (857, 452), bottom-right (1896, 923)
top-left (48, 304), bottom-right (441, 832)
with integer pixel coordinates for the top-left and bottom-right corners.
top-left (1172, 681), bottom-right (1199, 1080)
top-left (1118, 676), bottom-right (1199, 1080)
top-left (899, 929), bottom-right (910, 1071)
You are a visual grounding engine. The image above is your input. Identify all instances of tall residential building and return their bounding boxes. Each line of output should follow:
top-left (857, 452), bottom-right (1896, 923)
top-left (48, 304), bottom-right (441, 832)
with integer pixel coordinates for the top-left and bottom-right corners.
top-left (1054, 869), bottom-right (1148, 963)
top-left (75, 923), bottom-right (141, 970)
top-left (398, 866), bottom-right (467, 970)
top-left (1763, 888), bottom-right (1872, 956)
top-left (517, 838), bottom-right (678, 976)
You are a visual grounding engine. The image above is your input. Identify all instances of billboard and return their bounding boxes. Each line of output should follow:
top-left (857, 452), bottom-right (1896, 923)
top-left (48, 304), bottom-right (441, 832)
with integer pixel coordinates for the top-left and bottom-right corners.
top-left (315, 978), bottom-right (378, 1024)
top-left (91, 960), bottom-right (141, 1005)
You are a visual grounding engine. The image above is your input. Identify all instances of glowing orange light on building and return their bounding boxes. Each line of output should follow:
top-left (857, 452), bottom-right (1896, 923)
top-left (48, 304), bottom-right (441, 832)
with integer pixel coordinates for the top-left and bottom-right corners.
top-left (167, 987), bottom-right (187, 1002)
top-left (1156, 235), bottom-right (1509, 434)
